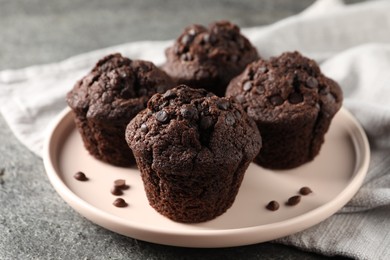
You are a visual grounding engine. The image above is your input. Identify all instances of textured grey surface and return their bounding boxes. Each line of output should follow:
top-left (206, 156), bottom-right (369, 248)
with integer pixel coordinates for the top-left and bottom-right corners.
top-left (0, 0), bottom-right (358, 259)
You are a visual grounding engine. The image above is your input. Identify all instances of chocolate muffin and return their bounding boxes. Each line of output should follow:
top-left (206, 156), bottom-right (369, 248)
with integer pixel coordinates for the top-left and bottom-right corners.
top-left (66, 53), bottom-right (174, 167)
top-left (126, 85), bottom-right (261, 223)
top-left (162, 21), bottom-right (259, 97)
top-left (226, 51), bottom-right (343, 169)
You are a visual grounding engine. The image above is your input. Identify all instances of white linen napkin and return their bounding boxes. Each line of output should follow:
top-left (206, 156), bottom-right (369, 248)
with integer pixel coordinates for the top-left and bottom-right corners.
top-left (1, 0), bottom-right (389, 259)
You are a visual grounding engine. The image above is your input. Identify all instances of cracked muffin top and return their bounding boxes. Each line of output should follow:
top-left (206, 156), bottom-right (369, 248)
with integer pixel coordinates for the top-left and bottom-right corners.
top-left (125, 85), bottom-right (261, 174)
top-left (226, 51), bottom-right (343, 122)
top-left (162, 21), bottom-right (259, 96)
top-left (67, 53), bottom-right (174, 121)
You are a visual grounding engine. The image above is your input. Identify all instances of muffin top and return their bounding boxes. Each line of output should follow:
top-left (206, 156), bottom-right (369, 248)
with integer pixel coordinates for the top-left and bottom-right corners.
top-left (126, 85), bottom-right (261, 174)
top-left (162, 21), bottom-right (259, 96)
top-left (226, 51), bottom-right (343, 122)
top-left (67, 53), bottom-right (174, 121)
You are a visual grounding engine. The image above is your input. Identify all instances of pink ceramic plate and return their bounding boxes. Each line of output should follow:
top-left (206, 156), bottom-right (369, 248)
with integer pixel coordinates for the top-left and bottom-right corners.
top-left (43, 107), bottom-right (369, 248)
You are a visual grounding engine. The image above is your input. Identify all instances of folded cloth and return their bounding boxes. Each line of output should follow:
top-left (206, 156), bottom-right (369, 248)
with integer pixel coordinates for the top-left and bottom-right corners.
top-left (0, 0), bottom-right (389, 259)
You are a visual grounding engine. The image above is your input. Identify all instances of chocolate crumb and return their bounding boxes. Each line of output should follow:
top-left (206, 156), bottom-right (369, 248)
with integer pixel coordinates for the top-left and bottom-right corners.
top-left (113, 198), bottom-right (128, 208)
top-left (299, 186), bottom-right (313, 195)
top-left (286, 195), bottom-right (301, 206)
top-left (74, 171), bottom-right (88, 181)
top-left (266, 200), bottom-right (280, 211)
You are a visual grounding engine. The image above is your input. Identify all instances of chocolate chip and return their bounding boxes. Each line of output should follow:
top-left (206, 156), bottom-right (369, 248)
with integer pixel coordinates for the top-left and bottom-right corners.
top-left (266, 200), bottom-right (280, 211)
top-left (74, 171), bottom-right (88, 181)
top-left (140, 123), bottom-right (148, 133)
top-left (225, 113), bottom-right (235, 126)
top-left (180, 53), bottom-right (193, 62)
top-left (256, 86), bottom-right (265, 95)
top-left (288, 92), bottom-right (303, 104)
top-left (217, 99), bottom-right (230, 110)
top-left (181, 106), bottom-right (197, 119)
top-left (111, 186), bottom-right (123, 196)
top-left (286, 195), bottom-right (301, 206)
top-left (306, 77), bottom-right (318, 88)
top-left (319, 88), bottom-right (328, 95)
top-left (114, 179), bottom-right (129, 190)
top-left (269, 95), bottom-right (284, 106)
top-left (113, 198), bottom-right (127, 208)
top-left (234, 110), bottom-right (241, 119)
top-left (163, 89), bottom-right (176, 99)
top-left (156, 110), bottom-right (169, 123)
top-left (200, 116), bottom-right (214, 129)
top-left (235, 94), bottom-right (246, 103)
top-left (181, 34), bottom-right (194, 45)
top-left (299, 187), bottom-right (313, 195)
top-left (242, 81), bottom-right (252, 92)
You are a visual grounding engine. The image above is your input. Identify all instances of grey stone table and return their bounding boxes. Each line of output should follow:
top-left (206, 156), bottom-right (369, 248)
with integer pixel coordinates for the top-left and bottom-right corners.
top-left (0, 0), bottom-right (362, 259)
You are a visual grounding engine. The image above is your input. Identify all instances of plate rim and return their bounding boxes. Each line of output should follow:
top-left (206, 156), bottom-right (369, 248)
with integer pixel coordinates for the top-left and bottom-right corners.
top-left (43, 107), bottom-right (370, 247)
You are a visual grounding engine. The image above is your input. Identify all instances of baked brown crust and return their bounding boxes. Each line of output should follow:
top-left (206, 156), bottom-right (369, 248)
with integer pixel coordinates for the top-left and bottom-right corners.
top-left (126, 85), bottom-right (261, 222)
top-left (226, 51), bottom-right (343, 169)
top-left (67, 53), bottom-right (174, 166)
top-left (162, 21), bottom-right (259, 96)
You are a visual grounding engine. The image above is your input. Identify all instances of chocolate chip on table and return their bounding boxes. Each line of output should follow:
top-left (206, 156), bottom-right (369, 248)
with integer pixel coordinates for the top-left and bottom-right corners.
top-left (114, 179), bottom-right (129, 190)
top-left (286, 195), bottom-right (301, 206)
top-left (111, 186), bottom-right (123, 196)
top-left (288, 92), bottom-right (303, 104)
top-left (242, 81), bottom-right (252, 91)
top-left (306, 77), bottom-right (318, 88)
top-left (74, 171), bottom-right (88, 181)
top-left (113, 198), bottom-right (128, 208)
top-left (266, 200), bottom-right (280, 211)
top-left (156, 110), bottom-right (169, 123)
top-left (299, 186), bottom-right (313, 195)
top-left (269, 95), bottom-right (284, 106)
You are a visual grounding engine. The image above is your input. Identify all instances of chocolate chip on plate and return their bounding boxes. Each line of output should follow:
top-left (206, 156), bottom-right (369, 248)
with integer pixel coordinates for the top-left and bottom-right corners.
top-left (114, 179), bottom-right (129, 190)
top-left (299, 186), bottom-right (313, 195)
top-left (74, 171), bottom-right (88, 181)
top-left (113, 198), bottom-right (128, 208)
top-left (286, 195), bottom-right (301, 206)
top-left (266, 200), bottom-right (280, 211)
